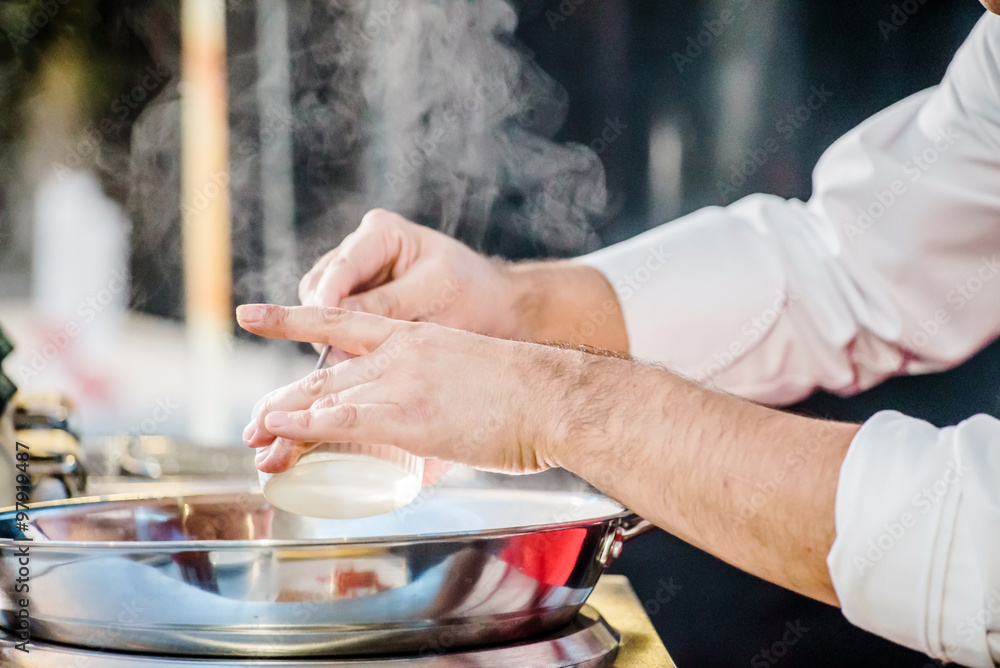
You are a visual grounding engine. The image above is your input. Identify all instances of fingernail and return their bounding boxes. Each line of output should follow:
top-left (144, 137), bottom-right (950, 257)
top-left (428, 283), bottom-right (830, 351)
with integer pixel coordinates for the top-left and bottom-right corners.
top-left (237, 305), bottom-right (265, 322)
top-left (242, 423), bottom-right (257, 442)
top-left (267, 412), bottom-right (289, 429)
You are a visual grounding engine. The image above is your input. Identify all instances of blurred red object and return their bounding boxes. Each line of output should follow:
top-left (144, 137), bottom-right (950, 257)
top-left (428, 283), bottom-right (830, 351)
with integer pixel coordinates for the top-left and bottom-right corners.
top-left (500, 528), bottom-right (587, 587)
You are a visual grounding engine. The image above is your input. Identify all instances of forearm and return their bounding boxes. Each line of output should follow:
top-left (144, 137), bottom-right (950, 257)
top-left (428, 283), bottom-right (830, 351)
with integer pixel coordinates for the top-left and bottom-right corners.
top-left (507, 261), bottom-right (628, 353)
top-left (548, 352), bottom-right (859, 604)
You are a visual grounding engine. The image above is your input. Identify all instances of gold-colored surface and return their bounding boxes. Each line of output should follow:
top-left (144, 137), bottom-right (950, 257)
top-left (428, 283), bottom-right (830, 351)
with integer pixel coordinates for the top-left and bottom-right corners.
top-left (14, 429), bottom-right (77, 457)
top-left (589, 575), bottom-right (676, 668)
top-left (275, 547), bottom-right (383, 560)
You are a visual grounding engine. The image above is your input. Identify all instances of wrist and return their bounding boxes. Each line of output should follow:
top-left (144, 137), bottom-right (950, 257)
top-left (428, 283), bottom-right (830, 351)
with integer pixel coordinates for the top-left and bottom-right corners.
top-left (522, 344), bottom-right (583, 471)
top-left (538, 350), bottom-right (672, 492)
top-left (529, 347), bottom-right (622, 475)
top-left (504, 261), bottom-right (553, 342)
top-left (508, 261), bottom-right (628, 353)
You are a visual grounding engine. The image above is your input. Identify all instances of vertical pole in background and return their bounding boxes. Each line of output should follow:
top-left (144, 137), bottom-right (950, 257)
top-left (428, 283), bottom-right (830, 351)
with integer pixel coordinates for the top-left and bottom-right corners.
top-left (255, 0), bottom-right (297, 307)
top-left (181, 0), bottom-right (232, 446)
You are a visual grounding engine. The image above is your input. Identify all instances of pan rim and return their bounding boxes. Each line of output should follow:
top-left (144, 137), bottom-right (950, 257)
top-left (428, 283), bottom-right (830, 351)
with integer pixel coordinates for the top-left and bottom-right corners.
top-left (0, 488), bottom-right (634, 551)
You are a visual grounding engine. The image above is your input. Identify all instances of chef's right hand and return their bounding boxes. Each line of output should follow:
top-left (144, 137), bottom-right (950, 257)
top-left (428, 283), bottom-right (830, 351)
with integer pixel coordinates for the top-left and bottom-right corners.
top-left (299, 209), bottom-right (521, 349)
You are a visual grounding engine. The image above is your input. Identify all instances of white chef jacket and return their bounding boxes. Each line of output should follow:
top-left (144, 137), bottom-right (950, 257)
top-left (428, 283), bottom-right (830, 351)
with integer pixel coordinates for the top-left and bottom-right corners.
top-left (578, 11), bottom-right (1000, 667)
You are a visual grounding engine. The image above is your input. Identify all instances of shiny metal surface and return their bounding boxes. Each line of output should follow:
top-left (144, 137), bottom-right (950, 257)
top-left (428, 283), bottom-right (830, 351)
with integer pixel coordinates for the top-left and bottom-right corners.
top-left (0, 605), bottom-right (618, 667)
top-left (0, 485), bottom-right (640, 657)
top-left (84, 475), bottom-right (262, 497)
top-left (83, 434), bottom-right (258, 481)
top-left (6, 393), bottom-right (86, 501)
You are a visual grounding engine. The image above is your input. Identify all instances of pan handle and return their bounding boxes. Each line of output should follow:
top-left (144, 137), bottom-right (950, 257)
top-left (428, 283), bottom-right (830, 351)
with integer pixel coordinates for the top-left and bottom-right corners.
top-left (601, 515), bottom-right (655, 566)
top-left (621, 514), bottom-right (654, 541)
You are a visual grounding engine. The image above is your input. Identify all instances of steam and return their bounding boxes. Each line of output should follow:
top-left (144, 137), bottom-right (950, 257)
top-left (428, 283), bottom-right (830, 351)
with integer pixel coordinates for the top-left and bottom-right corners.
top-left (362, 0), bottom-right (608, 255)
top-left (103, 0), bottom-right (609, 315)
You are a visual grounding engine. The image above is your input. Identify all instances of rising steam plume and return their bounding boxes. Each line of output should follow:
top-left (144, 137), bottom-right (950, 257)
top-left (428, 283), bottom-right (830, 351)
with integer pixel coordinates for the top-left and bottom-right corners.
top-left (362, 0), bottom-right (608, 255)
top-left (5, 0), bottom-right (610, 317)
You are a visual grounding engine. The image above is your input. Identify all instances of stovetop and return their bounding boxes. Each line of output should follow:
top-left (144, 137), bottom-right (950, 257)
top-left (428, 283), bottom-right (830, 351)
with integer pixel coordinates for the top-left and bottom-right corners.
top-left (2, 607), bottom-right (617, 667)
top-left (0, 576), bottom-right (673, 668)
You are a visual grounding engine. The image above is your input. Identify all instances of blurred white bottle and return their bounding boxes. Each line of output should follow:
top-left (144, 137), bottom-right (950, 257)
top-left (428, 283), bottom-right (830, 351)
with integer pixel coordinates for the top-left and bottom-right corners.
top-left (31, 169), bottom-right (129, 436)
top-left (33, 169), bottom-right (129, 356)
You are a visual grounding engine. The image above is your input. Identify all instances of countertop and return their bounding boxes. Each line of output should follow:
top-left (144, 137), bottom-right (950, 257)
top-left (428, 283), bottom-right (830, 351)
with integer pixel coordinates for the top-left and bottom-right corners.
top-left (590, 575), bottom-right (676, 668)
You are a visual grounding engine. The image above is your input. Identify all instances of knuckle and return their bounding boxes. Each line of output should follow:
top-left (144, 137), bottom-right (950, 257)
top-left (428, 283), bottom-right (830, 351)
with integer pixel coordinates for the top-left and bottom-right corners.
top-left (272, 306), bottom-right (288, 329)
top-left (360, 354), bottom-right (386, 380)
top-left (313, 392), bottom-right (339, 410)
top-left (302, 369), bottom-right (329, 398)
top-left (400, 322), bottom-right (434, 349)
top-left (335, 404), bottom-right (359, 429)
top-left (402, 320), bottom-right (429, 338)
top-left (374, 290), bottom-right (400, 317)
top-left (293, 411), bottom-right (313, 430)
top-left (360, 208), bottom-right (392, 230)
top-left (258, 395), bottom-right (276, 417)
top-left (318, 306), bottom-right (347, 328)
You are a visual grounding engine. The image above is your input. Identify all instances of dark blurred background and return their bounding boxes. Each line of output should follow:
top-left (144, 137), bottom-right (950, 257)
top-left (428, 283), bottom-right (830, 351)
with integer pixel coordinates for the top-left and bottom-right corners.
top-left (1, 0), bottom-right (996, 665)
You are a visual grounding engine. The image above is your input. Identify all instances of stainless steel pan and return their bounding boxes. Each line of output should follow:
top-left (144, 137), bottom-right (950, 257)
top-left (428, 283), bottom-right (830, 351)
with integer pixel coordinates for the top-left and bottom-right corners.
top-left (0, 475), bottom-right (651, 658)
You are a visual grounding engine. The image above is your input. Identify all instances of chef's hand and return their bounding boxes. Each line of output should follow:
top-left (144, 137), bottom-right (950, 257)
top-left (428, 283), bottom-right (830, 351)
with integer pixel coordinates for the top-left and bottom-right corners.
top-left (299, 209), bottom-right (519, 344)
top-left (299, 209), bottom-right (628, 357)
top-left (238, 303), bottom-right (568, 476)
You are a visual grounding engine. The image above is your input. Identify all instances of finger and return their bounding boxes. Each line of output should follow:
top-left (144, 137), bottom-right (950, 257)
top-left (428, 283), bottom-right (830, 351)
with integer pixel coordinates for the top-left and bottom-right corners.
top-left (255, 438), bottom-right (317, 474)
top-left (340, 282), bottom-right (404, 320)
top-left (258, 442), bottom-right (439, 480)
top-left (298, 248), bottom-right (339, 306)
top-left (249, 361), bottom-right (372, 422)
top-left (244, 364), bottom-right (377, 447)
top-left (237, 304), bottom-right (402, 355)
top-left (340, 263), bottom-right (453, 322)
top-left (310, 303), bottom-right (364, 360)
top-left (309, 210), bottom-right (405, 308)
top-left (263, 403), bottom-right (403, 446)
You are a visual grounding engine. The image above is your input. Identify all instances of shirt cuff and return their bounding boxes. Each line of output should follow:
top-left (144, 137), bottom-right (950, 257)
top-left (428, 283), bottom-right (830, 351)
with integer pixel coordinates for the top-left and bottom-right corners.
top-left (828, 410), bottom-right (1000, 668)
top-left (574, 197), bottom-right (787, 373)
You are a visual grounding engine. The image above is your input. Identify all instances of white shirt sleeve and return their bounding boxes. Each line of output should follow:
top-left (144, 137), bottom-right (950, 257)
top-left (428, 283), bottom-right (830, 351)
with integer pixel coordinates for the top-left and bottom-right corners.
top-left (578, 12), bottom-right (1000, 406)
top-left (827, 411), bottom-right (1000, 667)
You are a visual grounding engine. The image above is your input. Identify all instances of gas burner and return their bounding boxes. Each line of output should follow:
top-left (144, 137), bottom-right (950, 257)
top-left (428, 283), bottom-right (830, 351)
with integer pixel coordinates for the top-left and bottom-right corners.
top-left (1, 606), bottom-right (618, 667)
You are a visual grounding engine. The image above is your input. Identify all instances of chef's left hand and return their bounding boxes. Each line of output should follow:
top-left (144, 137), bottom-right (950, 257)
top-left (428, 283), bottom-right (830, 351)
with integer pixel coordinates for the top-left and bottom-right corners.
top-left (237, 304), bottom-right (569, 476)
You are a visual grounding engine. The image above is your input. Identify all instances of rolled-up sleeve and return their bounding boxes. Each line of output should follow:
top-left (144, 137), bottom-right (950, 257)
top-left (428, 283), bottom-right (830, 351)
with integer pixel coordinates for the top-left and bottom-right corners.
top-left (578, 13), bottom-right (1000, 406)
top-left (827, 411), bottom-right (1000, 667)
